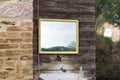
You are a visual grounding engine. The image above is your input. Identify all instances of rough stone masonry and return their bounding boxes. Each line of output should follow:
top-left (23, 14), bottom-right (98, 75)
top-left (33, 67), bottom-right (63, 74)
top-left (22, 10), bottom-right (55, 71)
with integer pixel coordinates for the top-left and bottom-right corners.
top-left (0, 0), bottom-right (33, 80)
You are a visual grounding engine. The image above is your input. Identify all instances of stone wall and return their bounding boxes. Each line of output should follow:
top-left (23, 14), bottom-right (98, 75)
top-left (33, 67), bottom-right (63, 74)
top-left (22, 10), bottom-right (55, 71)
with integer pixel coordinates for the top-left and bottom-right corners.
top-left (0, 1), bottom-right (33, 80)
top-left (97, 22), bottom-right (120, 42)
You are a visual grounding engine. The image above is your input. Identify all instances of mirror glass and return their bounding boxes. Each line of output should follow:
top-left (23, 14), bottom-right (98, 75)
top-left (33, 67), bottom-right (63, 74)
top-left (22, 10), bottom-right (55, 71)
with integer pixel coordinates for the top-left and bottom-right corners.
top-left (39, 19), bottom-right (79, 54)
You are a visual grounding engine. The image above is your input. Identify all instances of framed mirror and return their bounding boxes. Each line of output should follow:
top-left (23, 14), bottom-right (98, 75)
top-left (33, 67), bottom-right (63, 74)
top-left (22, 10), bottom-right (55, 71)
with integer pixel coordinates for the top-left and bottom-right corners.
top-left (39, 19), bottom-right (79, 54)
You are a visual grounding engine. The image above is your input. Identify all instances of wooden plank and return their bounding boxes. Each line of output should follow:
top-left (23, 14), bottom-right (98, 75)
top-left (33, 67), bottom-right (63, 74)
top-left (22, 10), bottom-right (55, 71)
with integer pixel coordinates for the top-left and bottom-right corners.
top-left (38, 12), bottom-right (95, 22)
top-left (37, 60), bottom-right (95, 70)
top-left (37, 0), bottom-right (95, 13)
top-left (33, 0), bottom-right (95, 80)
top-left (39, 53), bottom-right (95, 61)
top-left (69, 0), bottom-right (95, 4)
top-left (38, 64), bottom-right (95, 71)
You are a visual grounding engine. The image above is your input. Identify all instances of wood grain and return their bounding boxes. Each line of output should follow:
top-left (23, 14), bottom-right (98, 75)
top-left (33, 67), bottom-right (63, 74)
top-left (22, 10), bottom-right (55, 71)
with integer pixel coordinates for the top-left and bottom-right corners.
top-left (33, 0), bottom-right (95, 80)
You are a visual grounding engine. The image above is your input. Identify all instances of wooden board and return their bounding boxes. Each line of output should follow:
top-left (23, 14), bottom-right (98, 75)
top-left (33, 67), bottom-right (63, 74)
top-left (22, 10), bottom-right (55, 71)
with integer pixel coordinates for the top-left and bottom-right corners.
top-left (33, 0), bottom-right (95, 80)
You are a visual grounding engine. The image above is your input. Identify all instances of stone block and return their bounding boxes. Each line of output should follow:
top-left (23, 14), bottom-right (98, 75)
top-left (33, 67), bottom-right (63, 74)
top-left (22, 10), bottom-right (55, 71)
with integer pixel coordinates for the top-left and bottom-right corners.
top-left (0, 2), bottom-right (33, 19)
top-left (0, 71), bottom-right (9, 79)
top-left (0, 25), bottom-right (7, 32)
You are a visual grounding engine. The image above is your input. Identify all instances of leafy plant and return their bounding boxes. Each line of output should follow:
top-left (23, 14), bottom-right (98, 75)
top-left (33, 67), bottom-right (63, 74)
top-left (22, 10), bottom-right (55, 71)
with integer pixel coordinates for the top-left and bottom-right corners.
top-left (96, 0), bottom-right (120, 27)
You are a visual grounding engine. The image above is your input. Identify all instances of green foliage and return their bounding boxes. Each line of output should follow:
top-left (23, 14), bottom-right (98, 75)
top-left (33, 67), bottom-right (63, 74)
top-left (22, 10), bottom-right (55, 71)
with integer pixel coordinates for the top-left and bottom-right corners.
top-left (67, 41), bottom-right (76, 51)
top-left (96, 34), bottom-right (113, 80)
top-left (41, 46), bottom-right (75, 51)
top-left (96, 34), bottom-right (113, 47)
top-left (41, 46), bottom-right (69, 51)
top-left (99, 64), bottom-right (112, 76)
top-left (96, 0), bottom-right (120, 79)
top-left (96, 0), bottom-right (120, 28)
top-left (96, 14), bottom-right (105, 30)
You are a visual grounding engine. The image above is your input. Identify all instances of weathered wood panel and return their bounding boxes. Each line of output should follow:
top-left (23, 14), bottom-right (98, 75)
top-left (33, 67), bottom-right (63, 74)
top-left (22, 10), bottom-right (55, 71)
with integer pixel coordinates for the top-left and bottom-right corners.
top-left (33, 0), bottom-right (95, 80)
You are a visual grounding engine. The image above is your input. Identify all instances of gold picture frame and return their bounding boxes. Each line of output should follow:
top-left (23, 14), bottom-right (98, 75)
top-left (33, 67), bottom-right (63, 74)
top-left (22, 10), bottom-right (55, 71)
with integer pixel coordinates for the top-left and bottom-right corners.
top-left (39, 18), bottom-right (79, 54)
